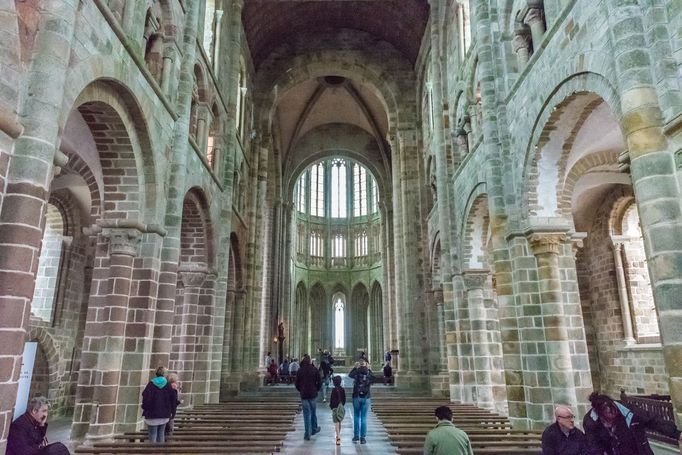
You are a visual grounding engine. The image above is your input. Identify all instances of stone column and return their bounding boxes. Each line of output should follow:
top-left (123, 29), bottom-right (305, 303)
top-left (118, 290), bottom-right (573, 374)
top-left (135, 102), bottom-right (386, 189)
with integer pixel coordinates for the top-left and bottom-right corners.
top-left (512, 29), bottom-right (531, 67)
top-left (0, 2), bottom-right (78, 447)
top-left (176, 266), bottom-right (207, 407)
top-left (152, 0), bottom-right (201, 376)
top-left (527, 233), bottom-right (578, 411)
top-left (161, 46), bottom-right (176, 95)
top-left (611, 239), bottom-right (636, 344)
top-left (72, 227), bottom-right (141, 440)
top-left (605, 0), bottom-right (682, 427)
top-left (523, 7), bottom-right (546, 53)
top-left (433, 288), bottom-right (448, 374)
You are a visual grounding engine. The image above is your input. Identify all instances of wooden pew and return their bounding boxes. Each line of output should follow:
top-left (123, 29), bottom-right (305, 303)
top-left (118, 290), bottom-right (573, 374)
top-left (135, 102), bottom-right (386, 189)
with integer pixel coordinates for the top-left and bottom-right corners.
top-left (372, 397), bottom-right (543, 455)
top-left (74, 397), bottom-right (300, 455)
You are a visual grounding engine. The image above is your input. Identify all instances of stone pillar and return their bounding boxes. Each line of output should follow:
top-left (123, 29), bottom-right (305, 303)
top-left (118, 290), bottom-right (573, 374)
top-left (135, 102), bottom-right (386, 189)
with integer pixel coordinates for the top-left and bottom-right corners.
top-left (212, 10), bottom-right (224, 72)
top-left (523, 7), bottom-right (546, 52)
top-left (175, 266), bottom-right (207, 407)
top-left (527, 233), bottom-right (578, 411)
top-left (433, 289), bottom-right (448, 374)
top-left (0, 3), bottom-right (78, 447)
top-left (512, 28), bottom-right (532, 67)
top-left (611, 239), bottom-right (636, 344)
top-left (161, 46), bottom-right (175, 95)
top-left (605, 0), bottom-right (682, 428)
top-left (72, 228), bottom-right (141, 440)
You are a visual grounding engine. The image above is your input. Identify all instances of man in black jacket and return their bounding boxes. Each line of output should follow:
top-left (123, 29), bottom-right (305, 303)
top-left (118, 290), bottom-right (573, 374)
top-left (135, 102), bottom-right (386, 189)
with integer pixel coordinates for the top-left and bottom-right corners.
top-left (295, 354), bottom-right (321, 440)
top-left (7, 396), bottom-right (71, 455)
top-left (583, 392), bottom-right (681, 455)
top-left (541, 405), bottom-right (588, 455)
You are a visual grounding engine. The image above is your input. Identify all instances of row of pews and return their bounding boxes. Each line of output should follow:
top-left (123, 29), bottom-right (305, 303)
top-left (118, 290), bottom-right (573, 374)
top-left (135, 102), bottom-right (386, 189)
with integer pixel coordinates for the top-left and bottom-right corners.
top-left (372, 396), bottom-right (543, 455)
top-left (74, 397), bottom-right (301, 454)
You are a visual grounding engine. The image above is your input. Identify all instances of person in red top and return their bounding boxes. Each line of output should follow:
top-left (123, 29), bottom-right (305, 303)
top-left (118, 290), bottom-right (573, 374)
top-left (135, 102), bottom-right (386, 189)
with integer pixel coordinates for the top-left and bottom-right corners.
top-left (267, 358), bottom-right (279, 385)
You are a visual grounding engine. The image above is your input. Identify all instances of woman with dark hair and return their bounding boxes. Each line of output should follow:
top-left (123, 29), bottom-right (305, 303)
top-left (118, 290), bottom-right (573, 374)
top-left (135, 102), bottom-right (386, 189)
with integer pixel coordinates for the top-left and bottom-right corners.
top-left (583, 392), bottom-right (681, 455)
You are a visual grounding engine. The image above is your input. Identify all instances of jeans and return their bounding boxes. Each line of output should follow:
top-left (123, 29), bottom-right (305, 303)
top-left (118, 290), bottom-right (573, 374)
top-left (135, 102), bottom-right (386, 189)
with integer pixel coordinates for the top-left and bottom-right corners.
top-left (147, 423), bottom-right (167, 443)
top-left (352, 396), bottom-right (370, 438)
top-left (301, 398), bottom-right (318, 438)
top-left (320, 376), bottom-right (329, 400)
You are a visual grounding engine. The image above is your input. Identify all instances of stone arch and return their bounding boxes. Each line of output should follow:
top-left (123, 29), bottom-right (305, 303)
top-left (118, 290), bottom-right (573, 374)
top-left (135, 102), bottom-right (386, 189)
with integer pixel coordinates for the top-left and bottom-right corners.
top-left (431, 234), bottom-right (442, 286)
top-left (179, 187), bottom-right (215, 270)
top-left (69, 79), bottom-right (157, 224)
top-left (369, 280), bottom-right (384, 363)
top-left (26, 327), bottom-right (61, 405)
top-left (349, 282), bottom-right (370, 360)
top-left (227, 232), bottom-right (243, 291)
top-left (521, 73), bottom-right (624, 221)
top-left (460, 183), bottom-right (490, 269)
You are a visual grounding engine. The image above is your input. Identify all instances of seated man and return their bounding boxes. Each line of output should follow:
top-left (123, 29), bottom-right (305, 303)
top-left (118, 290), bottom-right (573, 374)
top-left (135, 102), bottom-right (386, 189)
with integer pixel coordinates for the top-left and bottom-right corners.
top-left (7, 396), bottom-right (71, 455)
top-left (541, 405), bottom-right (587, 455)
top-left (424, 405), bottom-right (473, 455)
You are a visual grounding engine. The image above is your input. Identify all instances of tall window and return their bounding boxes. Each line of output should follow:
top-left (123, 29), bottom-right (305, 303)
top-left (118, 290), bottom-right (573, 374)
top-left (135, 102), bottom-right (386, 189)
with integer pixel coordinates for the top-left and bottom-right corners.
top-left (353, 164), bottom-right (367, 217)
top-left (311, 163), bottom-right (325, 217)
top-left (355, 231), bottom-right (368, 257)
top-left (371, 179), bottom-right (378, 214)
top-left (310, 231), bottom-right (323, 257)
top-left (296, 172), bottom-right (307, 212)
top-left (332, 234), bottom-right (346, 258)
top-left (331, 159), bottom-right (347, 218)
top-left (334, 294), bottom-right (345, 349)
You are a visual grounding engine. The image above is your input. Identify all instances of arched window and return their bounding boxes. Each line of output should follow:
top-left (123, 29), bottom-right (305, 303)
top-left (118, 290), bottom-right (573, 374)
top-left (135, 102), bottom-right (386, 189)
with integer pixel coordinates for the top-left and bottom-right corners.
top-left (353, 163), bottom-right (367, 217)
top-left (310, 231), bottom-right (323, 257)
top-left (296, 172), bottom-right (307, 212)
top-left (355, 231), bottom-right (368, 257)
top-left (332, 234), bottom-right (346, 258)
top-left (310, 163), bottom-right (325, 217)
top-left (333, 293), bottom-right (345, 349)
top-left (370, 179), bottom-right (378, 214)
top-left (236, 63), bottom-right (247, 141)
top-left (331, 159), bottom-right (347, 218)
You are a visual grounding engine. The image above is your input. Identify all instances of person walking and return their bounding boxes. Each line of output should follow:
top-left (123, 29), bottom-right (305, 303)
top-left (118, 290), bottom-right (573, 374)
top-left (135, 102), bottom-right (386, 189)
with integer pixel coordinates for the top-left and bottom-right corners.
top-left (329, 375), bottom-right (346, 446)
top-left (423, 405), bottom-right (474, 455)
top-left (383, 361), bottom-right (393, 385)
top-left (348, 359), bottom-right (374, 444)
top-left (141, 366), bottom-right (177, 444)
top-left (7, 396), bottom-right (71, 455)
top-left (541, 405), bottom-right (588, 455)
top-left (165, 373), bottom-right (182, 436)
top-left (583, 392), bottom-right (681, 455)
top-left (294, 354), bottom-right (322, 441)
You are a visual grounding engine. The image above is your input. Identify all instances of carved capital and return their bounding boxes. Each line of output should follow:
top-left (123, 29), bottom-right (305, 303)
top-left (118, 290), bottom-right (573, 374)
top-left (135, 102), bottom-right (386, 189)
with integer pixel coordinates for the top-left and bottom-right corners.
top-left (462, 269), bottom-right (489, 291)
top-left (103, 228), bottom-right (141, 256)
top-left (178, 263), bottom-right (209, 288)
top-left (512, 29), bottom-right (531, 53)
top-left (528, 232), bottom-right (568, 256)
top-left (523, 7), bottom-right (544, 26)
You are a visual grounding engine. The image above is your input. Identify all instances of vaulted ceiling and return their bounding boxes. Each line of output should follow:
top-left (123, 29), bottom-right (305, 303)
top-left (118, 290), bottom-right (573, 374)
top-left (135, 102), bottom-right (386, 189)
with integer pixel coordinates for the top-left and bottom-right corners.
top-left (242, 0), bottom-right (430, 70)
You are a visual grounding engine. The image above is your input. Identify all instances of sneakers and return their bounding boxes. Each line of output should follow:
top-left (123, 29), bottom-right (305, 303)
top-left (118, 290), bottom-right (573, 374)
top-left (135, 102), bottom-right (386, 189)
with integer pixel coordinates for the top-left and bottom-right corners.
top-left (352, 436), bottom-right (359, 443)
top-left (304, 435), bottom-right (311, 441)
top-left (311, 427), bottom-right (321, 435)
top-left (360, 437), bottom-right (367, 444)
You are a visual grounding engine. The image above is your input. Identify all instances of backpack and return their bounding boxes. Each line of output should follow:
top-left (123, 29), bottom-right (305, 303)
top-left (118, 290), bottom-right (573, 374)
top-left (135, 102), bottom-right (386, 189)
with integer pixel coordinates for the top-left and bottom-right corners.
top-left (355, 372), bottom-right (370, 397)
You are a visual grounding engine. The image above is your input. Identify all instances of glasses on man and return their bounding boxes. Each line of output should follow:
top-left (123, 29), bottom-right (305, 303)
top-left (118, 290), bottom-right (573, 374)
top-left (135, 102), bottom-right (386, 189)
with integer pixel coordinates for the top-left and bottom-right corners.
top-left (557, 414), bottom-right (575, 420)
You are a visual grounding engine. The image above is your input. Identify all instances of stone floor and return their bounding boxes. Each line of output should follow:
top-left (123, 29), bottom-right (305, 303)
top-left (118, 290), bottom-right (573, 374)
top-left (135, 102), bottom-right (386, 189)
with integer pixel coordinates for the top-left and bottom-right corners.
top-left (279, 373), bottom-right (398, 454)
top-left (279, 401), bottom-right (398, 454)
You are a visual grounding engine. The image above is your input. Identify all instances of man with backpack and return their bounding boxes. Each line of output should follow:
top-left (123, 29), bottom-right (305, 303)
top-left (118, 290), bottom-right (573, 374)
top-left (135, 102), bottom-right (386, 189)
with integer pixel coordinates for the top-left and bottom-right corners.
top-left (348, 359), bottom-right (375, 444)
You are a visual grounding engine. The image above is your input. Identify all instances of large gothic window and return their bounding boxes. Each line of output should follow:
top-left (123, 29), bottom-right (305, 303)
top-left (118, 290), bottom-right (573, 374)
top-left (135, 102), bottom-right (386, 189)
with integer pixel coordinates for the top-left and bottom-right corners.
top-left (331, 159), bottom-right (347, 218)
top-left (353, 163), bottom-right (367, 217)
top-left (333, 294), bottom-right (345, 349)
top-left (311, 163), bottom-right (325, 217)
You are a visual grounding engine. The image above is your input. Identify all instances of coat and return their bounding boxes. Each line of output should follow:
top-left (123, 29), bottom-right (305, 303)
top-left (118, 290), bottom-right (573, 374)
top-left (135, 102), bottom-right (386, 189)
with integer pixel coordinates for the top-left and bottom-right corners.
top-left (295, 360), bottom-right (321, 399)
top-left (583, 401), bottom-right (681, 455)
top-left (141, 377), bottom-right (177, 420)
top-left (6, 413), bottom-right (71, 455)
top-left (423, 420), bottom-right (474, 455)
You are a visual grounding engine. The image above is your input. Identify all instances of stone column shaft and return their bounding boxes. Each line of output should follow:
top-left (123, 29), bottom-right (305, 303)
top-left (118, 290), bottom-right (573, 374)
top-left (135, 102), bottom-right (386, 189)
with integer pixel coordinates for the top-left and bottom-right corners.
top-left (0, 2), bottom-right (78, 447)
top-left (605, 0), bottom-right (682, 426)
top-left (612, 241), bottom-right (635, 344)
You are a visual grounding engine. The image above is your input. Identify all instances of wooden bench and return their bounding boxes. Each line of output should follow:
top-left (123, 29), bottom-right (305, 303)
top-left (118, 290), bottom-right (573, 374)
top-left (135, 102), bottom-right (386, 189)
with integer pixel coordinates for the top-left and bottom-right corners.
top-left (372, 397), bottom-right (543, 455)
top-left (74, 397), bottom-right (300, 455)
